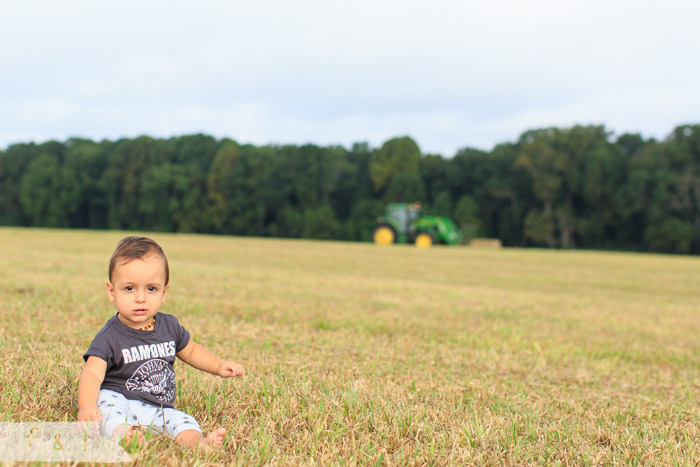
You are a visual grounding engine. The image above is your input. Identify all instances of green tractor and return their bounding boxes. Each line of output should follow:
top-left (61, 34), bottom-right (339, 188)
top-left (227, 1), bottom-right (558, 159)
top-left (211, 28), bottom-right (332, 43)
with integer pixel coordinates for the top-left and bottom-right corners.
top-left (372, 202), bottom-right (464, 247)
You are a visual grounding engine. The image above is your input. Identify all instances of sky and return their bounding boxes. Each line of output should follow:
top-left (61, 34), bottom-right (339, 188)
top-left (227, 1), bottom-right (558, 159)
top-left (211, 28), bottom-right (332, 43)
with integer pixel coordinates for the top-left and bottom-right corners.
top-left (2, 0), bottom-right (699, 157)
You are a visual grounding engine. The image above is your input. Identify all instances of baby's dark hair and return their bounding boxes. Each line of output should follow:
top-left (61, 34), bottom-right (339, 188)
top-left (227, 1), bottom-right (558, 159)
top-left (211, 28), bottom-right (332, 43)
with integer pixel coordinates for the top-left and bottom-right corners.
top-left (108, 236), bottom-right (170, 285)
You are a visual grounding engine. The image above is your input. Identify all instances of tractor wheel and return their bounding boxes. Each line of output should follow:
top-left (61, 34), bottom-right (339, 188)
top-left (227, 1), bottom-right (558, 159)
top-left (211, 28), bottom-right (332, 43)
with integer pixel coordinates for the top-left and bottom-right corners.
top-left (415, 231), bottom-right (434, 248)
top-left (373, 224), bottom-right (396, 245)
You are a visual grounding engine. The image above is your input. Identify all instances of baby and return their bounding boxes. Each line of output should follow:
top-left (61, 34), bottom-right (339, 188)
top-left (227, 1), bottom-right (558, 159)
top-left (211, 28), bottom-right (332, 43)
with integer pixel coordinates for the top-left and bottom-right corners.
top-left (77, 236), bottom-right (244, 448)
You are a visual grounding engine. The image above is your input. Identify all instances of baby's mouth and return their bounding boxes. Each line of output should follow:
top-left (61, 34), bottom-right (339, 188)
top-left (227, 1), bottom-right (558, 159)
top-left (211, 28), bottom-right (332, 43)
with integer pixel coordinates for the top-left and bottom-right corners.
top-left (133, 308), bottom-right (148, 314)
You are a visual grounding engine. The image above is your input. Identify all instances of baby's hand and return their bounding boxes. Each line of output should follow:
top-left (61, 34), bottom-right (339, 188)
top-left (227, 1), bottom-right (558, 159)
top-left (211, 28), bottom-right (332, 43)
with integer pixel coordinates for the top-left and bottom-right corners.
top-left (77, 406), bottom-right (102, 423)
top-left (217, 361), bottom-right (245, 378)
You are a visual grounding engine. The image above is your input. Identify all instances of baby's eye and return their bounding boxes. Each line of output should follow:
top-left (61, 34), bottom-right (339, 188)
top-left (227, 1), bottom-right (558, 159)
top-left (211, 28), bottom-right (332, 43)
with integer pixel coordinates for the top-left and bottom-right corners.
top-left (148, 286), bottom-right (158, 292)
top-left (125, 286), bottom-right (134, 291)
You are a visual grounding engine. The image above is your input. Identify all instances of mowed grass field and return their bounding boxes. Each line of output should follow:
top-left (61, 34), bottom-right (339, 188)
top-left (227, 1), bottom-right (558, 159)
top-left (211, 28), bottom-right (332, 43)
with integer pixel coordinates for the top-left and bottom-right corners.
top-left (1, 227), bottom-right (699, 466)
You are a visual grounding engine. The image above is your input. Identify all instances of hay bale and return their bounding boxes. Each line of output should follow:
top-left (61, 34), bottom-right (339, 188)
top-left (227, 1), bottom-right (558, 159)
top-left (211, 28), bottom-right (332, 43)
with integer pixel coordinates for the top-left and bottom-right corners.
top-left (468, 238), bottom-right (502, 248)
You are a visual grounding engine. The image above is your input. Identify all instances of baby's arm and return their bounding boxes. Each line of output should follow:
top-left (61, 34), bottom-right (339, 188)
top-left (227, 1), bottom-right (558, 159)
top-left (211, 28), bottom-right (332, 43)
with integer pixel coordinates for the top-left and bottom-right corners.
top-left (177, 341), bottom-right (245, 378)
top-left (77, 356), bottom-right (107, 422)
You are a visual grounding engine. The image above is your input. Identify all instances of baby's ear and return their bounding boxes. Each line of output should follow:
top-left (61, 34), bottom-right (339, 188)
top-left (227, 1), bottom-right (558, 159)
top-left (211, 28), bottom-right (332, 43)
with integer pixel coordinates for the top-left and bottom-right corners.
top-left (106, 282), bottom-right (115, 302)
top-left (161, 284), bottom-right (170, 303)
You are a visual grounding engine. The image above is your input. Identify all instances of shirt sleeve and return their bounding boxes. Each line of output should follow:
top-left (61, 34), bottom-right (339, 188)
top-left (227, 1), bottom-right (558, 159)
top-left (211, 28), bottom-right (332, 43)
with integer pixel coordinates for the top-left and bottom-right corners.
top-left (83, 332), bottom-right (113, 364)
top-left (170, 316), bottom-right (191, 352)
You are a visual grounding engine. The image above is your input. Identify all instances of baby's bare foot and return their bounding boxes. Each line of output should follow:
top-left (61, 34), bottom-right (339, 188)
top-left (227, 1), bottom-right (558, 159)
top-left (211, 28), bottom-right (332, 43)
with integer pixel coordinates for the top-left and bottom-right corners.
top-left (200, 427), bottom-right (227, 447)
top-left (124, 427), bottom-right (145, 445)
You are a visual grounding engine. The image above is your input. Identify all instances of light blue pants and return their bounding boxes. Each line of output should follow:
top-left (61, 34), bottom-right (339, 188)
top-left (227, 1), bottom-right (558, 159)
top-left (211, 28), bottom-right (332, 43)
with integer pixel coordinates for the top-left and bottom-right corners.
top-left (97, 389), bottom-right (201, 438)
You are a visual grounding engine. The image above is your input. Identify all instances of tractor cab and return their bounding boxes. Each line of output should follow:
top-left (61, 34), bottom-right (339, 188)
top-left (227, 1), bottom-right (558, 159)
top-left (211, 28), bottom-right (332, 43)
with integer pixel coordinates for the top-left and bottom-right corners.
top-left (385, 202), bottom-right (420, 234)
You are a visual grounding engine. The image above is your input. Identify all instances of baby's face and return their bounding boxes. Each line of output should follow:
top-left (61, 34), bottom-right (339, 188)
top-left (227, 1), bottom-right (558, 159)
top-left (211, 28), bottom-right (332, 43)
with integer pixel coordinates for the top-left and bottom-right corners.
top-left (107, 254), bottom-right (169, 329)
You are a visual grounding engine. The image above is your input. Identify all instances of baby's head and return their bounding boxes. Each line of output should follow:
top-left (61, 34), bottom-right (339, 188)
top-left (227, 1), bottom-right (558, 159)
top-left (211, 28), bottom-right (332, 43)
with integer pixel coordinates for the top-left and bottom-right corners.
top-left (109, 236), bottom-right (169, 285)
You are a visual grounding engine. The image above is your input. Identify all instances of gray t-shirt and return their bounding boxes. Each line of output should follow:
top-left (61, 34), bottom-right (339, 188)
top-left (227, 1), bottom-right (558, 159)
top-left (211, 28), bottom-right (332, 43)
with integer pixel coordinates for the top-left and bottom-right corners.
top-left (83, 313), bottom-right (190, 408)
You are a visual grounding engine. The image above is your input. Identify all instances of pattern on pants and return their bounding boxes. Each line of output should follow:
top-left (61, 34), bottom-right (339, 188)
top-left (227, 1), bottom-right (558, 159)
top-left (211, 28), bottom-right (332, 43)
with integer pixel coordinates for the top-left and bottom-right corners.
top-left (97, 389), bottom-right (201, 438)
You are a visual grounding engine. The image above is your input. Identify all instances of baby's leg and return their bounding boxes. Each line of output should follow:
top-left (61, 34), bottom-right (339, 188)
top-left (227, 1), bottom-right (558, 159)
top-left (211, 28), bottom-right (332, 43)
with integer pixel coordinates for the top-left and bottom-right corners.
top-left (96, 390), bottom-right (131, 437)
top-left (174, 429), bottom-right (204, 448)
top-left (163, 408), bottom-right (226, 449)
top-left (98, 391), bottom-right (158, 445)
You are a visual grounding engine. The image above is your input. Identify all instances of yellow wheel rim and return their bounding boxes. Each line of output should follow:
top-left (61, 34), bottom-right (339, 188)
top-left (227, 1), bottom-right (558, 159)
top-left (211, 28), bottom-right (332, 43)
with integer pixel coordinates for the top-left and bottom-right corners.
top-left (415, 233), bottom-right (433, 248)
top-left (374, 226), bottom-right (395, 245)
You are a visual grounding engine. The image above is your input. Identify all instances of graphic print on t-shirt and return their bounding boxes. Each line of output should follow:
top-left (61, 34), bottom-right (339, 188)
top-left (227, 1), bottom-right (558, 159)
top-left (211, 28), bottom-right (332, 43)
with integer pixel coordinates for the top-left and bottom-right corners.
top-left (125, 359), bottom-right (176, 403)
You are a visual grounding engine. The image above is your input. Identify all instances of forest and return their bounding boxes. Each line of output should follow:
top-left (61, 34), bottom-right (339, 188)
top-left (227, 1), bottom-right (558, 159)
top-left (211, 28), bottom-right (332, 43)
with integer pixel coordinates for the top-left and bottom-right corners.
top-left (1, 123), bottom-right (699, 254)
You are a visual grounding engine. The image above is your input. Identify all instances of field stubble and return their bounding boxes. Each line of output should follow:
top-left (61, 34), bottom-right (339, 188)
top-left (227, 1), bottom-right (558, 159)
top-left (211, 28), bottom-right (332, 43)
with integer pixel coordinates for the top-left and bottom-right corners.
top-left (0, 228), bottom-right (699, 465)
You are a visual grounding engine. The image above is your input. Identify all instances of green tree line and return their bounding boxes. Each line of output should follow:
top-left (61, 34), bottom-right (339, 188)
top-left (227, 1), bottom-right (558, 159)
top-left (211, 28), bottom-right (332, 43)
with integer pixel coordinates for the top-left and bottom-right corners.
top-left (1, 124), bottom-right (699, 254)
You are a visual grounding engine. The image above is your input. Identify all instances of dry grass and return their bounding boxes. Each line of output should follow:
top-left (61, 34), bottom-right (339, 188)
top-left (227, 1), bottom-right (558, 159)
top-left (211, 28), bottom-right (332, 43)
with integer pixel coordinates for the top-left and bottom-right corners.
top-left (0, 227), bottom-right (699, 466)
